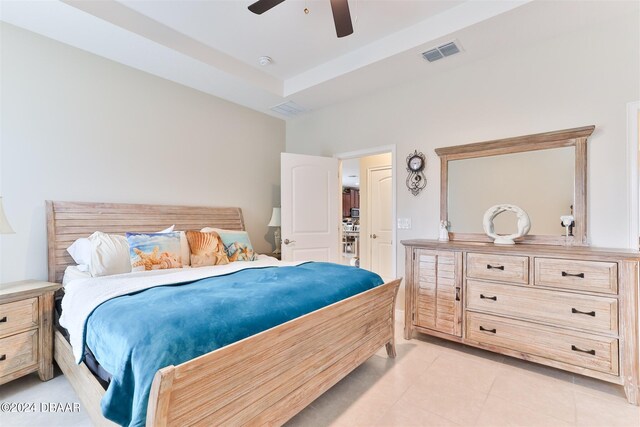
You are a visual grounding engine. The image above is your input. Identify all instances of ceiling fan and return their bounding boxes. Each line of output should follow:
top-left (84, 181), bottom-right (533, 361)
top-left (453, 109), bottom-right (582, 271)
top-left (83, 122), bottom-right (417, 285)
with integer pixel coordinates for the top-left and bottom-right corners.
top-left (248, 0), bottom-right (354, 38)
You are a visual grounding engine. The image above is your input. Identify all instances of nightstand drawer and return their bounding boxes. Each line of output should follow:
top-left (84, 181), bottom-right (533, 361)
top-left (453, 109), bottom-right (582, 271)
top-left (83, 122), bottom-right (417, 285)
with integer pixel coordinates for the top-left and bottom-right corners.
top-left (534, 258), bottom-right (618, 294)
top-left (0, 298), bottom-right (38, 337)
top-left (0, 329), bottom-right (38, 377)
top-left (467, 253), bottom-right (529, 284)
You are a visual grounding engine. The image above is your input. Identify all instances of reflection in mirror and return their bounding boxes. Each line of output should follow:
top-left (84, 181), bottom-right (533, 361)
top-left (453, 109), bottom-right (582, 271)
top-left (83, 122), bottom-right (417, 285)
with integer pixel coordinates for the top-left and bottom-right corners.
top-left (448, 147), bottom-right (574, 236)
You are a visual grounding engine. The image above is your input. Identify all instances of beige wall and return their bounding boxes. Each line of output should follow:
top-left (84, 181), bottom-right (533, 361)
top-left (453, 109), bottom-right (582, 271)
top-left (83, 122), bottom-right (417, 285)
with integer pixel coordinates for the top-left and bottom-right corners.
top-left (287, 13), bottom-right (640, 279)
top-left (0, 23), bottom-right (285, 282)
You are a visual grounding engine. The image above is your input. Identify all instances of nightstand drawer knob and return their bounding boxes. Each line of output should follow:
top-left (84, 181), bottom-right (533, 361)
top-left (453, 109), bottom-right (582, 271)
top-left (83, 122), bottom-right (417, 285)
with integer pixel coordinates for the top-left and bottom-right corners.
top-left (0, 354), bottom-right (5, 361)
top-left (0, 316), bottom-right (6, 323)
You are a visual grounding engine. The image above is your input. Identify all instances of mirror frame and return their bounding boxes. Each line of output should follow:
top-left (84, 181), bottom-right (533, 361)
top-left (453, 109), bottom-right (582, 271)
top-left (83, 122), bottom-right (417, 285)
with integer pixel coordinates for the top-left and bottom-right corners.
top-left (435, 125), bottom-right (594, 246)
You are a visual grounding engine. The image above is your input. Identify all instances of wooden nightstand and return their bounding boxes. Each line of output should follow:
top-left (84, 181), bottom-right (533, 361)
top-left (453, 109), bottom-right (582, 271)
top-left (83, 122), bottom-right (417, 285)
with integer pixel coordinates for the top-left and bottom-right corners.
top-left (0, 280), bottom-right (61, 385)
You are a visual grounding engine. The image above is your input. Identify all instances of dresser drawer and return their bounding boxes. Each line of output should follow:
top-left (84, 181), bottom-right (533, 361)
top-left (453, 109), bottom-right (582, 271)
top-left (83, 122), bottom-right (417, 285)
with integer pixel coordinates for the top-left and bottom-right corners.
top-left (534, 258), bottom-right (617, 294)
top-left (466, 312), bottom-right (619, 375)
top-left (466, 280), bottom-right (618, 335)
top-left (0, 329), bottom-right (39, 378)
top-left (467, 253), bottom-right (528, 284)
top-left (0, 298), bottom-right (38, 337)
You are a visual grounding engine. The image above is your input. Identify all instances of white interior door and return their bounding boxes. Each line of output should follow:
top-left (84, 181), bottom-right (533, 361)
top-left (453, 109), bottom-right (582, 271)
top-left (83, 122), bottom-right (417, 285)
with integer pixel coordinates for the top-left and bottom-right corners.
top-left (281, 153), bottom-right (340, 262)
top-left (369, 166), bottom-right (393, 279)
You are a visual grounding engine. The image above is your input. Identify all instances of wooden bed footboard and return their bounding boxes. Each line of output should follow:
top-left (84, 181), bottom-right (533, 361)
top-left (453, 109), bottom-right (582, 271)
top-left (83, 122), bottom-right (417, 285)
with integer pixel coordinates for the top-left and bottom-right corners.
top-left (147, 278), bottom-right (401, 426)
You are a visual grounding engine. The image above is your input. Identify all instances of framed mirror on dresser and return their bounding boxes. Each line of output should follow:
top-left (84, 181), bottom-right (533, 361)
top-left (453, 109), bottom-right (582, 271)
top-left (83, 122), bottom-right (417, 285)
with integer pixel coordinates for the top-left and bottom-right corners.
top-left (402, 126), bottom-right (640, 406)
top-left (435, 126), bottom-right (593, 246)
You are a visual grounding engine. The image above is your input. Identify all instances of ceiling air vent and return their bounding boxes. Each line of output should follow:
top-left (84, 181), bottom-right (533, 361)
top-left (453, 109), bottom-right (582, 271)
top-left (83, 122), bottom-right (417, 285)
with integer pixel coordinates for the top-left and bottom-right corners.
top-left (421, 40), bottom-right (462, 63)
top-left (270, 101), bottom-right (306, 118)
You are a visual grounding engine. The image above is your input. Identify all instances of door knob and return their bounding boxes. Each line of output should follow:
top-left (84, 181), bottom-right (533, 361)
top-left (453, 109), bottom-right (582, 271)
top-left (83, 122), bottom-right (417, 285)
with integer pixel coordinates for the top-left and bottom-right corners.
top-left (283, 239), bottom-right (296, 245)
top-left (371, 234), bottom-right (377, 239)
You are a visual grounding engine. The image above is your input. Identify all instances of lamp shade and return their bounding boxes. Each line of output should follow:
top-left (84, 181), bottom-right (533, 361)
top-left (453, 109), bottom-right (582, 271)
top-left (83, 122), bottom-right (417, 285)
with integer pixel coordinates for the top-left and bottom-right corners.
top-left (268, 207), bottom-right (281, 227)
top-left (0, 197), bottom-right (15, 234)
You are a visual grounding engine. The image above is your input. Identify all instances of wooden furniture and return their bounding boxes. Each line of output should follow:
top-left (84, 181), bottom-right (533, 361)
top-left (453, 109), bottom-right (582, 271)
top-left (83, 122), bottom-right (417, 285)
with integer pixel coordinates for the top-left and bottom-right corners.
top-left (342, 187), bottom-right (360, 217)
top-left (0, 280), bottom-right (60, 385)
top-left (403, 240), bottom-right (640, 405)
top-left (47, 200), bottom-right (400, 426)
top-left (436, 126), bottom-right (593, 246)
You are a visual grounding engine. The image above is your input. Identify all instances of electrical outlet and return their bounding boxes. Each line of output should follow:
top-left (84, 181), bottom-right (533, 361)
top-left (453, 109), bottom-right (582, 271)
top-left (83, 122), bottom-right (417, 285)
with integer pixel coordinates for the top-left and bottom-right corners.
top-left (397, 218), bottom-right (411, 229)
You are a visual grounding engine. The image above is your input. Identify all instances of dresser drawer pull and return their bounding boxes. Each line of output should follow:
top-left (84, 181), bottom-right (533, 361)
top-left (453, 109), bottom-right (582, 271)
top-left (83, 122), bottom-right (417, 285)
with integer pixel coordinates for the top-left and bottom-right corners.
top-left (572, 308), bottom-right (596, 317)
top-left (562, 271), bottom-right (585, 278)
top-left (0, 354), bottom-right (5, 361)
top-left (0, 316), bottom-right (6, 323)
top-left (486, 264), bottom-right (505, 270)
top-left (480, 294), bottom-right (497, 301)
top-left (479, 326), bottom-right (497, 334)
top-left (571, 345), bottom-right (595, 355)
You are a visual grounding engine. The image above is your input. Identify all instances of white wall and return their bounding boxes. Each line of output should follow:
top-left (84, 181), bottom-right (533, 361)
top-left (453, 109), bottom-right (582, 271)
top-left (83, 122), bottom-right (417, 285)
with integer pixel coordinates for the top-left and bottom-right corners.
top-left (0, 23), bottom-right (285, 282)
top-left (287, 13), bottom-right (640, 279)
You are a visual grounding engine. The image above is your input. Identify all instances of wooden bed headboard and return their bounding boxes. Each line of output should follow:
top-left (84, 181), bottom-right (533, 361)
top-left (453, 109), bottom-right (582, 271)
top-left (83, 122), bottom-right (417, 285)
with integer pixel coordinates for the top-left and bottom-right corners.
top-left (46, 201), bottom-right (245, 283)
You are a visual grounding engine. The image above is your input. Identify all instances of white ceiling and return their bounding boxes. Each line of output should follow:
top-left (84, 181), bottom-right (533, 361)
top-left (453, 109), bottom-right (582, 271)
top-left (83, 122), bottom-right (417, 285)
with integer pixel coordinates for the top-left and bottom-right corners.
top-left (1, 1), bottom-right (636, 119)
top-left (120, 0), bottom-right (466, 80)
top-left (342, 158), bottom-right (360, 188)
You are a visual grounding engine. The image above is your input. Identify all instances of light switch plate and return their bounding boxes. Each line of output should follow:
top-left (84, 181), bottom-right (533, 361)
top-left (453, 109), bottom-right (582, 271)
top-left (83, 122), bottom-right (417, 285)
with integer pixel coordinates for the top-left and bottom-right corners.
top-left (397, 218), bottom-right (411, 229)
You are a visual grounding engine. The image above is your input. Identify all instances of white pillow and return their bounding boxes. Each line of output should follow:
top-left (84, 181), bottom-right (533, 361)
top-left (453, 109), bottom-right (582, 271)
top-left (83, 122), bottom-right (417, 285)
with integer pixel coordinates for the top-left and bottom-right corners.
top-left (67, 238), bottom-right (92, 265)
top-left (88, 231), bottom-right (132, 277)
top-left (159, 225), bottom-right (175, 233)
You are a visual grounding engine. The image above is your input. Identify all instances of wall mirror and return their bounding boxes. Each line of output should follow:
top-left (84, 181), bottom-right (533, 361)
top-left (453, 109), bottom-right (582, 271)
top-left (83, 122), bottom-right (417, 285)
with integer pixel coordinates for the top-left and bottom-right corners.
top-left (435, 126), bottom-right (594, 246)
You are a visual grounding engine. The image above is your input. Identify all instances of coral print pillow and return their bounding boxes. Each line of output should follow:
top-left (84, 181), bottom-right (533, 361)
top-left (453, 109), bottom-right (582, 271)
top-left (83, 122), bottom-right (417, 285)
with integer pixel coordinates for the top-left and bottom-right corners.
top-left (126, 232), bottom-right (183, 271)
top-left (185, 230), bottom-right (229, 267)
top-left (201, 228), bottom-right (257, 262)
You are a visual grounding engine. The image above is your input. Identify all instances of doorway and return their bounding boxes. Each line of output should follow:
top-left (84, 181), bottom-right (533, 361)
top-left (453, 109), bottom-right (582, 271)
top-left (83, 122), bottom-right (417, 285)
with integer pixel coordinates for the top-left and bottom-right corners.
top-left (336, 146), bottom-right (396, 282)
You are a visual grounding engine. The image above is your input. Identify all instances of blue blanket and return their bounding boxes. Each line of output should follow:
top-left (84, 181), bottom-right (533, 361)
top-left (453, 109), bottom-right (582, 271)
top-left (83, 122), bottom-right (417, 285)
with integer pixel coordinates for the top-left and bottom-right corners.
top-left (84, 262), bottom-right (383, 426)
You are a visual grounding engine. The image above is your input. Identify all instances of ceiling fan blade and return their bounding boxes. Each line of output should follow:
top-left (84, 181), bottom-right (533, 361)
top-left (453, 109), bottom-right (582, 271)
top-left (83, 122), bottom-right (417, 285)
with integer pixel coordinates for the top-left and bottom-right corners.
top-left (330, 0), bottom-right (354, 38)
top-left (248, 0), bottom-right (286, 15)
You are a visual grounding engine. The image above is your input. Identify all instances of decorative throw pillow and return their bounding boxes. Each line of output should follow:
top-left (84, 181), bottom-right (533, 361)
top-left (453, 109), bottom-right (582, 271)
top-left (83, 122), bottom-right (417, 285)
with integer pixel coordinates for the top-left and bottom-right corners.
top-left (88, 232), bottom-right (132, 277)
top-left (201, 228), bottom-right (257, 262)
top-left (126, 231), bottom-right (183, 271)
top-left (185, 230), bottom-right (229, 267)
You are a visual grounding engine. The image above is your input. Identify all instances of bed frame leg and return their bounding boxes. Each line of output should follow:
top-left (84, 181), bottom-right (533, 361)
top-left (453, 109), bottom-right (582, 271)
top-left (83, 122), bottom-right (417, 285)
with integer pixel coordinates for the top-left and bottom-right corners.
top-left (385, 341), bottom-right (396, 358)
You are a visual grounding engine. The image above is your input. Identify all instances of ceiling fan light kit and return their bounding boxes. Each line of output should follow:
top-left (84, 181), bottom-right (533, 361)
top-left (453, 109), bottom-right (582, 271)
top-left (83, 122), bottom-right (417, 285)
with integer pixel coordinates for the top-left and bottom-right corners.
top-left (248, 0), bottom-right (354, 38)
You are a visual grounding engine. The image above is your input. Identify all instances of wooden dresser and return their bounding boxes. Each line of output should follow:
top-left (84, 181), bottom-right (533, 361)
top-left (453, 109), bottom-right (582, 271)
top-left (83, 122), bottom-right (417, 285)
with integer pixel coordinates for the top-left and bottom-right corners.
top-left (0, 280), bottom-right (61, 385)
top-left (402, 240), bottom-right (640, 405)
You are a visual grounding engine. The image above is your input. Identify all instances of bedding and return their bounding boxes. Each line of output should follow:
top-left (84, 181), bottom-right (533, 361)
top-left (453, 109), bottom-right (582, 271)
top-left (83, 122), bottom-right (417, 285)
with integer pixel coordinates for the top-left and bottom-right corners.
top-left (185, 230), bottom-right (228, 267)
top-left (201, 227), bottom-right (257, 261)
top-left (67, 237), bottom-right (92, 265)
top-left (62, 265), bottom-right (92, 286)
top-left (55, 296), bottom-right (112, 385)
top-left (89, 232), bottom-right (131, 277)
top-left (60, 259), bottom-right (383, 427)
top-left (126, 231), bottom-right (183, 270)
top-left (66, 226), bottom-right (178, 275)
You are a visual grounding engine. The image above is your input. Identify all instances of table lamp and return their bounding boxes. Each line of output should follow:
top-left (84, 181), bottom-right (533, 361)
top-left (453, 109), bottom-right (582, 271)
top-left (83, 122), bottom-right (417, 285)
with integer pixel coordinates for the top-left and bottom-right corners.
top-left (0, 197), bottom-right (14, 234)
top-left (268, 207), bottom-right (281, 254)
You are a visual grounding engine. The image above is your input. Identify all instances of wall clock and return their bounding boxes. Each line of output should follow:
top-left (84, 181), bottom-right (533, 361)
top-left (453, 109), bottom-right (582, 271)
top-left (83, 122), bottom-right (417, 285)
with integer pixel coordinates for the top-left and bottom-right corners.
top-left (406, 150), bottom-right (426, 196)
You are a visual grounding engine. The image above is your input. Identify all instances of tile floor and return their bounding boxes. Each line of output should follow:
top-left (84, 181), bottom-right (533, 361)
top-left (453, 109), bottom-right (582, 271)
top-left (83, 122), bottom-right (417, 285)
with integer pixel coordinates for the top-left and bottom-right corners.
top-left (1, 315), bottom-right (638, 427)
